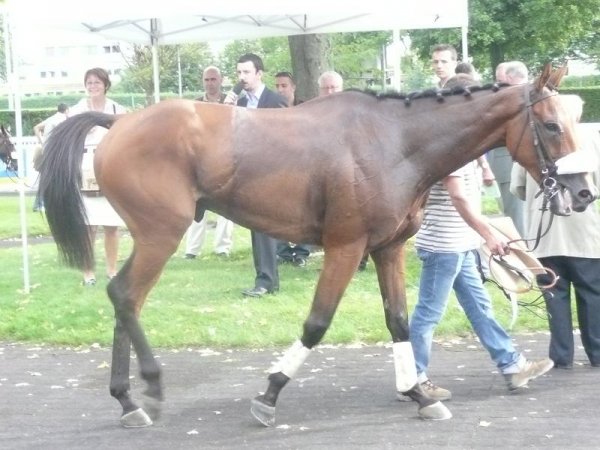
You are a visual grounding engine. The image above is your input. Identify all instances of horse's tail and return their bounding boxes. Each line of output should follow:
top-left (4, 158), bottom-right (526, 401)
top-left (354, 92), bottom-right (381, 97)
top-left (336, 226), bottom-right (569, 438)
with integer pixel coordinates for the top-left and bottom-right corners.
top-left (39, 111), bottom-right (118, 270)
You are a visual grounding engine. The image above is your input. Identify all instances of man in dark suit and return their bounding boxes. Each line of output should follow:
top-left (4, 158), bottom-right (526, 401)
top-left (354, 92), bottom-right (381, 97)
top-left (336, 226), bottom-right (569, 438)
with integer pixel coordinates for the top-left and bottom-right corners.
top-left (227, 53), bottom-right (287, 298)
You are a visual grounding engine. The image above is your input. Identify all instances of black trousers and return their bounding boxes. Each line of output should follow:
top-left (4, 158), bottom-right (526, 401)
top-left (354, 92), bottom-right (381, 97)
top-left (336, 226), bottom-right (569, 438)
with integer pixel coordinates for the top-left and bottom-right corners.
top-left (251, 230), bottom-right (279, 292)
top-left (537, 256), bottom-right (600, 367)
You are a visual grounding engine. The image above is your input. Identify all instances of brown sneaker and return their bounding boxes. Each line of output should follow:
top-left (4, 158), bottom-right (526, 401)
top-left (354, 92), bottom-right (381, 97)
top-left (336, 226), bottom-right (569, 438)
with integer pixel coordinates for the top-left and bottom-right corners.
top-left (420, 379), bottom-right (452, 401)
top-left (396, 379), bottom-right (452, 402)
top-left (504, 358), bottom-right (554, 390)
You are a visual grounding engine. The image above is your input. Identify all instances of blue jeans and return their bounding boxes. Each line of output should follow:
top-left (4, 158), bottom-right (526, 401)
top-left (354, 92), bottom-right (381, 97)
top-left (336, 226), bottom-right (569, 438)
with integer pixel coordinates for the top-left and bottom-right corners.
top-left (410, 248), bottom-right (523, 381)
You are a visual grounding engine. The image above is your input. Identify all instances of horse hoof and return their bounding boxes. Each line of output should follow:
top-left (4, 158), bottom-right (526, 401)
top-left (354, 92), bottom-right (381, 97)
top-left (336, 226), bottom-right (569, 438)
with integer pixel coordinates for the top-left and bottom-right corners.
top-left (143, 395), bottom-right (162, 421)
top-left (250, 398), bottom-right (276, 427)
top-left (120, 408), bottom-right (153, 428)
top-left (418, 401), bottom-right (452, 421)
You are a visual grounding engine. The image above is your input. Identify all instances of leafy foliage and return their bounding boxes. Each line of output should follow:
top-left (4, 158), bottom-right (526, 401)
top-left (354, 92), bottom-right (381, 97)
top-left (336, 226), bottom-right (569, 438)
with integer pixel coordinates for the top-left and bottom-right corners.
top-left (116, 43), bottom-right (215, 101)
top-left (0, 15), bottom-right (5, 82)
top-left (409, 0), bottom-right (600, 77)
top-left (218, 37), bottom-right (292, 88)
top-left (330, 32), bottom-right (391, 89)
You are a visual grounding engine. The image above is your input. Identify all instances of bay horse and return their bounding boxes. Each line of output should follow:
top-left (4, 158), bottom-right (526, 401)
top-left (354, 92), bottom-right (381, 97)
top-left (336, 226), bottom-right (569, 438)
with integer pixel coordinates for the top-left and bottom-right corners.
top-left (40, 65), bottom-right (596, 428)
top-left (0, 125), bottom-right (17, 173)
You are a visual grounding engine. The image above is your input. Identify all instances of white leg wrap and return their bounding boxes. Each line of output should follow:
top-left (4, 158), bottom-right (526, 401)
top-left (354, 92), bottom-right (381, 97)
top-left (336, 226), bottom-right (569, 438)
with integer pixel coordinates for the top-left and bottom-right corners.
top-left (393, 341), bottom-right (418, 392)
top-left (269, 340), bottom-right (311, 379)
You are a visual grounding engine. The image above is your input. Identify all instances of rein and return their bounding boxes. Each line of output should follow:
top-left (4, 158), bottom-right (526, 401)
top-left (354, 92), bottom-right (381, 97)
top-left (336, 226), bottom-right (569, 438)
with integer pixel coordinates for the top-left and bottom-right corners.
top-left (481, 85), bottom-right (562, 312)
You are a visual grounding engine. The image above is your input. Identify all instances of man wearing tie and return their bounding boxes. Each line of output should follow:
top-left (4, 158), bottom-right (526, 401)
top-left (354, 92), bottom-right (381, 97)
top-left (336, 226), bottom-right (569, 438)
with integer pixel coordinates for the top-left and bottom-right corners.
top-left (226, 53), bottom-right (287, 298)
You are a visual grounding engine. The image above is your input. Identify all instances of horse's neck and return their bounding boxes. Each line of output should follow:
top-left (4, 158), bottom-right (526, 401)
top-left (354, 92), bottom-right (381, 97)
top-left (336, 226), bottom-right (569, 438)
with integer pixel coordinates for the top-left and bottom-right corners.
top-left (401, 87), bottom-right (524, 185)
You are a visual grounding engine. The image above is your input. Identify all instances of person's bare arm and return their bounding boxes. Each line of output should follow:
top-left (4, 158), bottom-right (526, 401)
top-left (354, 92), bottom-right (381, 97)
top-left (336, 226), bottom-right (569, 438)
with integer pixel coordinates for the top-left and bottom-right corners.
top-left (33, 121), bottom-right (45, 144)
top-left (443, 175), bottom-right (507, 255)
top-left (477, 156), bottom-right (495, 186)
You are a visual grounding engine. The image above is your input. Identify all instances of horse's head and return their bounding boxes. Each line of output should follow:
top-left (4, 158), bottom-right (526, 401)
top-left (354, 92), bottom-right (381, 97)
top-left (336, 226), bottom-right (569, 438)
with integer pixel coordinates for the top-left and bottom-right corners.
top-left (0, 125), bottom-right (17, 172)
top-left (507, 64), bottom-right (597, 216)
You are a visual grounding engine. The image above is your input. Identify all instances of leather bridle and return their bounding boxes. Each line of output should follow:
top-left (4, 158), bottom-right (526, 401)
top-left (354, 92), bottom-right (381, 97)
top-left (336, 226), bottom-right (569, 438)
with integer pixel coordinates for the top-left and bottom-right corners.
top-left (0, 144), bottom-right (17, 173)
top-left (518, 84), bottom-right (562, 203)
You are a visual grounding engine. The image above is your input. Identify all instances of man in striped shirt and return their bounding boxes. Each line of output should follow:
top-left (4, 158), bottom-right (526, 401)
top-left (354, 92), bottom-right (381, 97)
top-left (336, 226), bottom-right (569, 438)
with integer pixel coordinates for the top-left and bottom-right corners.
top-left (401, 72), bottom-right (554, 403)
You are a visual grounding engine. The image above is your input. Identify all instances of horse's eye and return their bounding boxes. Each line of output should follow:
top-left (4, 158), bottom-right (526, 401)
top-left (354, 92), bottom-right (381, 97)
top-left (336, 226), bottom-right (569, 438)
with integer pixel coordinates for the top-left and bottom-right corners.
top-left (544, 122), bottom-right (561, 133)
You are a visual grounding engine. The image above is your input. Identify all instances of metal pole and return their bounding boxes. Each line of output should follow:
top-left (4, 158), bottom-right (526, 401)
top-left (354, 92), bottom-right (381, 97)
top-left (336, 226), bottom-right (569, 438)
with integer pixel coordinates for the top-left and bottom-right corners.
top-left (177, 46), bottom-right (182, 98)
top-left (3, 9), bottom-right (14, 110)
top-left (6, 9), bottom-right (30, 293)
top-left (461, 26), bottom-right (469, 61)
top-left (392, 29), bottom-right (402, 92)
top-left (151, 18), bottom-right (160, 104)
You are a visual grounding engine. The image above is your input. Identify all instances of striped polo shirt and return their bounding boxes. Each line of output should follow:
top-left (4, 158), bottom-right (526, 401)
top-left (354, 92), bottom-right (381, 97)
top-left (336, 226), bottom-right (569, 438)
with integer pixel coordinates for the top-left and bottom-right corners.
top-left (415, 161), bottom-right (482, 253)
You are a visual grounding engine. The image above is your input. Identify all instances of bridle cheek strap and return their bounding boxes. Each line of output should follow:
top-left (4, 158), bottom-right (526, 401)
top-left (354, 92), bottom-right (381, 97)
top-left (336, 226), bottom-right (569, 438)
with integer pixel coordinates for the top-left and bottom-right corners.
top-left (525, 88), bottom-right (561, 202)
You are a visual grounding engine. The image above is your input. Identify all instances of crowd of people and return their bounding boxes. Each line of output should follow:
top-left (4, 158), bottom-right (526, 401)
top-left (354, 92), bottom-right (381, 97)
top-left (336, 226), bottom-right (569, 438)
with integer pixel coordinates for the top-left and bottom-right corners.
top-left (34, 44), bottom-right (600, 403)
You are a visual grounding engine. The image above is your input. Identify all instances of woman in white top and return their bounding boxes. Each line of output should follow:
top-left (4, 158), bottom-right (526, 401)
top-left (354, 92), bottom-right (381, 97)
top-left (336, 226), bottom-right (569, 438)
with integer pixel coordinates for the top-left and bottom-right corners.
top-left (69, 67), bottom-right (126, 286)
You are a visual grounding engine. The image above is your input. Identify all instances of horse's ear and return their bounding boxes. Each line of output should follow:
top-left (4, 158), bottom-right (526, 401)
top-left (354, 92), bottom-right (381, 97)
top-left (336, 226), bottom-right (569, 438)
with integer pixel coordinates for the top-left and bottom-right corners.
top-left (535, 63), bottom-right (553, 91)
top-left (546, 65), bottom-right (568, 90)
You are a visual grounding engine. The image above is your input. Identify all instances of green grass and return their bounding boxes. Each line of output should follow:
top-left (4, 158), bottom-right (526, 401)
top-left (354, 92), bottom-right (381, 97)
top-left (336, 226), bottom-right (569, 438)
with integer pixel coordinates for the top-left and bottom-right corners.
top-left (0, 195), bottom-right (550, 348)
top-left (0, 193), bottom-right (50, 237)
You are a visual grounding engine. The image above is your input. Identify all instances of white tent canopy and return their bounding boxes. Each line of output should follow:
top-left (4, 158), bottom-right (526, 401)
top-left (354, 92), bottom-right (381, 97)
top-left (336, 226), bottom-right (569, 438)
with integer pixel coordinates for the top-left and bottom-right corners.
top-left (12, 0), bottom-right (468, 43)
top-left (4, 0), bottom-right (469, 291)
top-left (9, 0), bottom-right (469, 102)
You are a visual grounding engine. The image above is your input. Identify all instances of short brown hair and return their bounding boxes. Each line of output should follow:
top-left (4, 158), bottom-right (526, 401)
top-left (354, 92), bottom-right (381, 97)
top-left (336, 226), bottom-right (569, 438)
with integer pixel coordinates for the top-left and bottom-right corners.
top-left (84, 67), bottom-right (112, 93)
top-left (431, 44), bottom-right (457, 61)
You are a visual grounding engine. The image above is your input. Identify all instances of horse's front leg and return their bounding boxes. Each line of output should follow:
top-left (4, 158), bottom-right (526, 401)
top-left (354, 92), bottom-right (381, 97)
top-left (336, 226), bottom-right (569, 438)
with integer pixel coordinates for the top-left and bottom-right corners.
top-left (251, 243), bottom-right (363, 427)
top-left (371, 244), bottom-right (452, 421)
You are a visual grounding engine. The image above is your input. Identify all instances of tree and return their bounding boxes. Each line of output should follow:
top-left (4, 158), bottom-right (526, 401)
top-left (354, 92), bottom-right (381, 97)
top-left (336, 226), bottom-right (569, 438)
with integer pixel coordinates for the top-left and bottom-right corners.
top-left (218, 38), bottom-right (291, 88)
top-left (116, 42), bottom-right (214, 103)
top-left (219, 32), bottom-right (390, 101)
top-left (289, 34), bottom-right (331, 101)
top-left (409, 0), bottom-right (600, 77)
top-left (0, 14), bottom-right (6, 82)
top-left (330, 32), bottom-right (391, 89)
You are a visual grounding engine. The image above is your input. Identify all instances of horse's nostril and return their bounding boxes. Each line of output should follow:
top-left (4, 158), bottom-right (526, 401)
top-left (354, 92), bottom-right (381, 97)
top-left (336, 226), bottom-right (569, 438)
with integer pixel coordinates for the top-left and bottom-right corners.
top-left (579, 189), bottom-right (597, 202)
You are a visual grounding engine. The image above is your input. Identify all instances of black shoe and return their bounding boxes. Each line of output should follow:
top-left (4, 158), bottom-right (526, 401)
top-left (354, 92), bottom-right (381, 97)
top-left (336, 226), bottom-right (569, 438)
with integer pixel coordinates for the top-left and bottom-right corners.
top-left (242, 286), bottom-right (270, 298)
top-left (553, 364), bottom-right (573, 370)
top-left (184, 253), bottom-right (196, 259)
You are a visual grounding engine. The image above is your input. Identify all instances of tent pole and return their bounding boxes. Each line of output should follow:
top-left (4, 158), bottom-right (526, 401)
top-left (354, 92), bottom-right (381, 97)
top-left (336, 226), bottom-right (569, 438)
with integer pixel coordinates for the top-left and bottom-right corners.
top-left (392, 29), bottom-right (402, 92)
top-left (6, 10), bottom-right (30, 293)
top-left (461, 26), bottom-right (469, 61)
top-left (151, 18), bottom-right (160, 103)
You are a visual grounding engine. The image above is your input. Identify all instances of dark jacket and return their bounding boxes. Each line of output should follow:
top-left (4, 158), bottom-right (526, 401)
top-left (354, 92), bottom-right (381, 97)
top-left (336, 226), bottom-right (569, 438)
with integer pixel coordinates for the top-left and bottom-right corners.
top-left (237, 87), bottom-right (287, 109)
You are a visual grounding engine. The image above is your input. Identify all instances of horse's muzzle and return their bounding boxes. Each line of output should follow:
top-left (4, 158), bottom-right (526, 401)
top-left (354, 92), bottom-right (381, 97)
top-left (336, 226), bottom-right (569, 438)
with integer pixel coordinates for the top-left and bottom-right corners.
top-left (551, 178), bottom-right (598, 216)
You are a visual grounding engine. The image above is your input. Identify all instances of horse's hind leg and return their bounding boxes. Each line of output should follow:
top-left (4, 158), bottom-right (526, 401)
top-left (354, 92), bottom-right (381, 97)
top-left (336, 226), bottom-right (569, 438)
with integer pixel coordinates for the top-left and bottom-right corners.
top-left (371, 244), bottom-right (452, 421)
top-left (107, 238), bottom-right (180, 427)
top-left (251, 243), bottom-right (363, 426)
